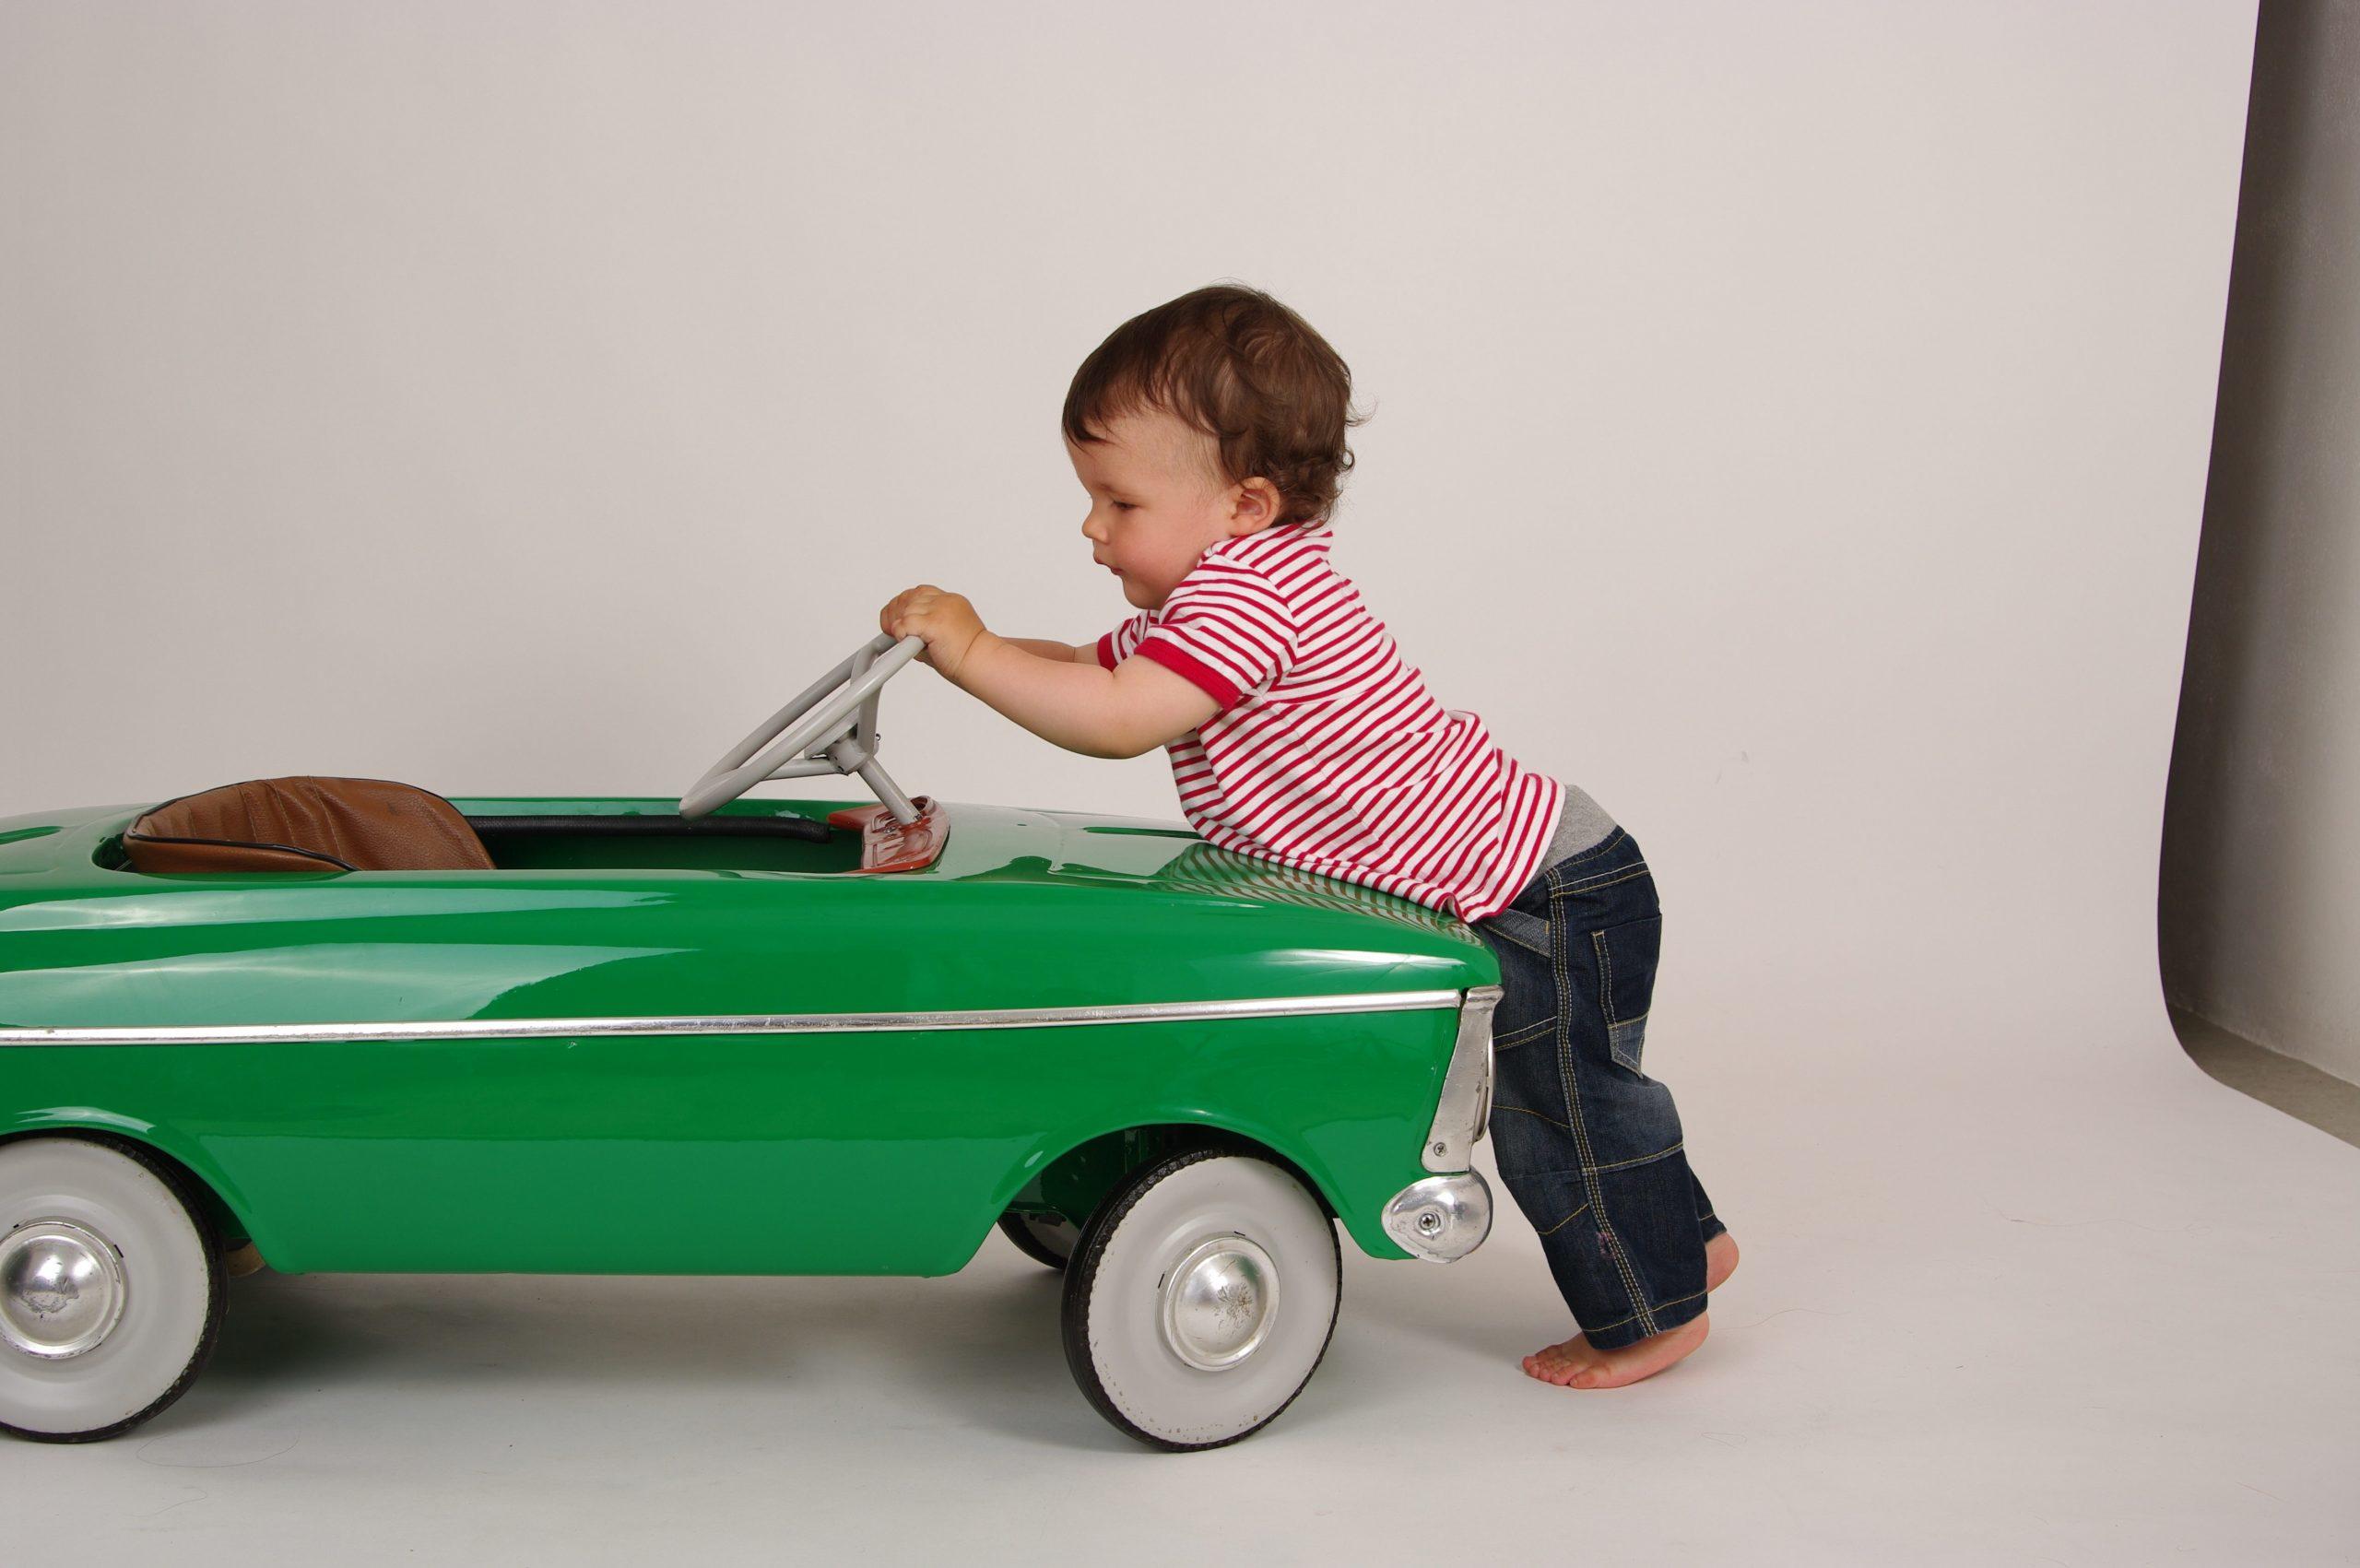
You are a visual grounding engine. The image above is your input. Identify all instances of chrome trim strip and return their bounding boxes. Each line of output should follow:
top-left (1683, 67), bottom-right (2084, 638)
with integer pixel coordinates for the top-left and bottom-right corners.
top-left (1421, 984), bottom-right (1500, 1173)
top-left (0, 988), bottom-right (1466, 1048)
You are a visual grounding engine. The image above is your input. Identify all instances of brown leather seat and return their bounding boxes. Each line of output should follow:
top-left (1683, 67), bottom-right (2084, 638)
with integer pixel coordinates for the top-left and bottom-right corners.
top-left (123, 776), bottom-right (495, 873)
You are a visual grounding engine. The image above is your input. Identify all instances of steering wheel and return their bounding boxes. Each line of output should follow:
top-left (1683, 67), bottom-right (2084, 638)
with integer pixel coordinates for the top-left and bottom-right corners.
top-left (680, 631), bottom-right (929, 821)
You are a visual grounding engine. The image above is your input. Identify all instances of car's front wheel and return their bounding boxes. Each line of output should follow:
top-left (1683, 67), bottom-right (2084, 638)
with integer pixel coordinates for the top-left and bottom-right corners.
top-left (1060, 1147), bottom-right (1340, 1450)
top-left (0, 1135), bottom-right (225, 1443)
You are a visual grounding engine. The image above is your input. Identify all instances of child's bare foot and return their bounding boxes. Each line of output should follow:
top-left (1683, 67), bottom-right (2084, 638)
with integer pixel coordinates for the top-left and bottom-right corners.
top-left (1703, 1228), bottom-right (1739, 1292)
top-left (1520, 1230), bottom-right (1739, 1389)
top-left (1525, 1312), bottom-right (1708, 1387)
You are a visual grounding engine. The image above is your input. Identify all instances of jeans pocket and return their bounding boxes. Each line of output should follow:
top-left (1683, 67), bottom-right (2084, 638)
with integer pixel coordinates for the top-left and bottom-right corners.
top-left (1591, 914), bottom-right (1661, 1074)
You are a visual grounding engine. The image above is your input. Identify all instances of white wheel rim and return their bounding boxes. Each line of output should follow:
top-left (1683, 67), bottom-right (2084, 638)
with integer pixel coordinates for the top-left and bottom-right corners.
top-left (0, 1140), bottom-right (214, 1438)
top-left (1081, 1156), bottom-right (1338, 1446)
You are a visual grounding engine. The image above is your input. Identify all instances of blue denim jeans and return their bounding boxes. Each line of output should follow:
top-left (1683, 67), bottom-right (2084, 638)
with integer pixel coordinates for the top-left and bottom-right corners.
top-left (1470, 826), bottom-right (1724, 1350)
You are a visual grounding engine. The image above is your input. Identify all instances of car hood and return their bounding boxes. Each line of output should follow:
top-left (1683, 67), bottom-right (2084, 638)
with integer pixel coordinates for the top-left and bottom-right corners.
top-left (959, 803), bottom-right (1483, 946)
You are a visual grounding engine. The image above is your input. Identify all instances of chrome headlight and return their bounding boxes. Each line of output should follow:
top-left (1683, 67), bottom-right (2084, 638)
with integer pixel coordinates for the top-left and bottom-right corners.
top-left (1383, 1172), bottom-right (1493, 1262)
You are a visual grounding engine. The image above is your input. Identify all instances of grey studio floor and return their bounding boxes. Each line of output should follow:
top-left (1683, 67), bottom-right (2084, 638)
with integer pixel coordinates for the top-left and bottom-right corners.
top-left (7, 1006), bottom-right (2355, 1565)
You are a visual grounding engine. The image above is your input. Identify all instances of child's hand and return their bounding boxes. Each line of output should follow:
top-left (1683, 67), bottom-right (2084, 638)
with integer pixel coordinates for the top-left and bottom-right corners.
top-left (880, 584), bottom-right (990, 679)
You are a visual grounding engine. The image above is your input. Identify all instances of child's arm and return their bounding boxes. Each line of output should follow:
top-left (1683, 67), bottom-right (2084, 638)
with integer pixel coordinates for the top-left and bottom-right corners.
top-left (880, 585), bottom-right (1216, 759)
top-left (951, 633), bottom-right (1219, 758)
top-left (996, 635), bottom-right (1088, 663)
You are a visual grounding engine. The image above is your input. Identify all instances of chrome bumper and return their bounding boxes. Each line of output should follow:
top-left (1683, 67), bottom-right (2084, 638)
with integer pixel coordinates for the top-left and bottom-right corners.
top-left (1421, 984), bottom-right (1499, 1173)
top-left (1383, 1172), bottom-right (1493, 1262)
top-left (1385, 984), bottom-right (1502, 1262)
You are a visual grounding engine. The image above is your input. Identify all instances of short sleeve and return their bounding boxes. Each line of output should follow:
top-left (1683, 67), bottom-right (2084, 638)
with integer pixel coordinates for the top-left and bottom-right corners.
top-left (1125, 560), bottom-right (1298, 714)
top-left (1096, 612), bottom-right (1152, 671)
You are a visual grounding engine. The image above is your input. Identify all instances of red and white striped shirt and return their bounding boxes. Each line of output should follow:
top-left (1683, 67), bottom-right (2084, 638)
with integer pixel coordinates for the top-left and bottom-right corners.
top-left (1096, 518), bottom-right (1565, 925)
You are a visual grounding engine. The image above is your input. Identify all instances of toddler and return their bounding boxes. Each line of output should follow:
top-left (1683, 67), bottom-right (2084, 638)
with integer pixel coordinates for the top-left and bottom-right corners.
top-left (879, 282), bottom-right (1735, 1388)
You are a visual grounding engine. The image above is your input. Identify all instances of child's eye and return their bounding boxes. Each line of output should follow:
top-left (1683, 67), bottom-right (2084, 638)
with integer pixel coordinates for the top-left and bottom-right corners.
top-left (1114, 502), bottom-right (1137, 512)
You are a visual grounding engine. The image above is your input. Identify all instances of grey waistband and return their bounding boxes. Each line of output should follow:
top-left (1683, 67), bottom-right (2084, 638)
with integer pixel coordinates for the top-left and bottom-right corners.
top-left (1536, 782), bottom-right (1617, 877)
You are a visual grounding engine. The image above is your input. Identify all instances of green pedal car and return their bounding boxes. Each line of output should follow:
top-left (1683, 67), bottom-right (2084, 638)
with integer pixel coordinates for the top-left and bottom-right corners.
top-left (0, 633), bottom-right (1499, 1450)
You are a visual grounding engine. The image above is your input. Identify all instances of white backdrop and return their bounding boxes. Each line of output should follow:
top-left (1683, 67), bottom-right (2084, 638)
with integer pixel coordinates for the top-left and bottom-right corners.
top-left (6, 3), bottom-right (2354, 1561)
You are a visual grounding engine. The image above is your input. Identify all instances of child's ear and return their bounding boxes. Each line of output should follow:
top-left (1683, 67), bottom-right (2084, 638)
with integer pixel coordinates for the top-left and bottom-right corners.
top-left (1233, 476), bottom-right (1283, 532)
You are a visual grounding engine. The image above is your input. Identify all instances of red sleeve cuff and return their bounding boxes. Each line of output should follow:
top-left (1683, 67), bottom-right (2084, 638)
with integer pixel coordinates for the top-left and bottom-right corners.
top-left (1096, 631), bottom-right (1117, 670)
top-left (1135, 636), bottom-right (1243, 713)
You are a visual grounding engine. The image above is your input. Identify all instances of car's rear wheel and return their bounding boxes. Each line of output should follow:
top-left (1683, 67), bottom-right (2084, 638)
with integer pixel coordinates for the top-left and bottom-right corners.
top-left (0, 1136), bottom-right (225, 1443)
top-left (1060, 1147), bottom-right (1340, 1451)
top-left (996, 1209), bottom-right (1080, 1270)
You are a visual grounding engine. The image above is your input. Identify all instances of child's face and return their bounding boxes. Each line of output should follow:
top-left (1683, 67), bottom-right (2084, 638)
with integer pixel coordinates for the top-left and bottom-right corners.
top-left (1066, 408), bottom-right (1278, 611)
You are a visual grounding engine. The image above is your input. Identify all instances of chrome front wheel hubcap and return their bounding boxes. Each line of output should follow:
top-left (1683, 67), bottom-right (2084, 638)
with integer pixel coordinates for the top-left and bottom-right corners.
top-left (1161, 1234), bottom-right (1280, 1372)
top-left (1, 1219), bottom-right (128, 1361)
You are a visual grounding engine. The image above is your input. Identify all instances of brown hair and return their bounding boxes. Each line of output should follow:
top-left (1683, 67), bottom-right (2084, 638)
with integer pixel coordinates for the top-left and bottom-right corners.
top-left (1063, 282), bottom-right (1369, 525)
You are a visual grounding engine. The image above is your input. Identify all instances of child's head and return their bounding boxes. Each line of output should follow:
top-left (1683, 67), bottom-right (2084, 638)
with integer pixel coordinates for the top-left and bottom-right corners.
top-left (1064, 283), bottom-right (1366, 609)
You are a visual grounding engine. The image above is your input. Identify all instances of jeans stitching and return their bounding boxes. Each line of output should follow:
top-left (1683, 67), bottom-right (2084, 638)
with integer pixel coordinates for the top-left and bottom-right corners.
top-left (1552, 865), bottom-right (1651, 897)
top-left (1595, 926), bottom-right (1645, 1074)
top-left (1536, 1199), bottom-right (1592, 1237)
top-left (1546, 868), bottom-right (1657, 1337)
top-left (1500, 1114), bottom-right (1684, 1178)
top-left (1593, 928), bottom-right (1618, 1025)
top-left (1578, 1286), bottom-right (1707, 1338)
top-left (1495, 1016), bottom-right (1557, 1049)
top-left (1588, 1139), bottom-right (1682, 1173)
top-left (1495, 1103), bottom-right (1573, 1133)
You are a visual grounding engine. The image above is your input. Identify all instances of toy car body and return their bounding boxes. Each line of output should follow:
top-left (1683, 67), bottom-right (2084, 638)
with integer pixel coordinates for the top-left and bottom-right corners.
top-left (0, 636), bottom-right (1499, 1449)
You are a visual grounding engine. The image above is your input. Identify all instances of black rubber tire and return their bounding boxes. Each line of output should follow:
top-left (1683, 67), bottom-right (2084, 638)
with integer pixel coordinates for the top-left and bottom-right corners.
top-left (1059, 1145), bottom-right (1341, 1452)
top-left (995, 1209), bottom-right (1077, 1270)
top-left (0, 1132), bottom-right (227, 1444)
